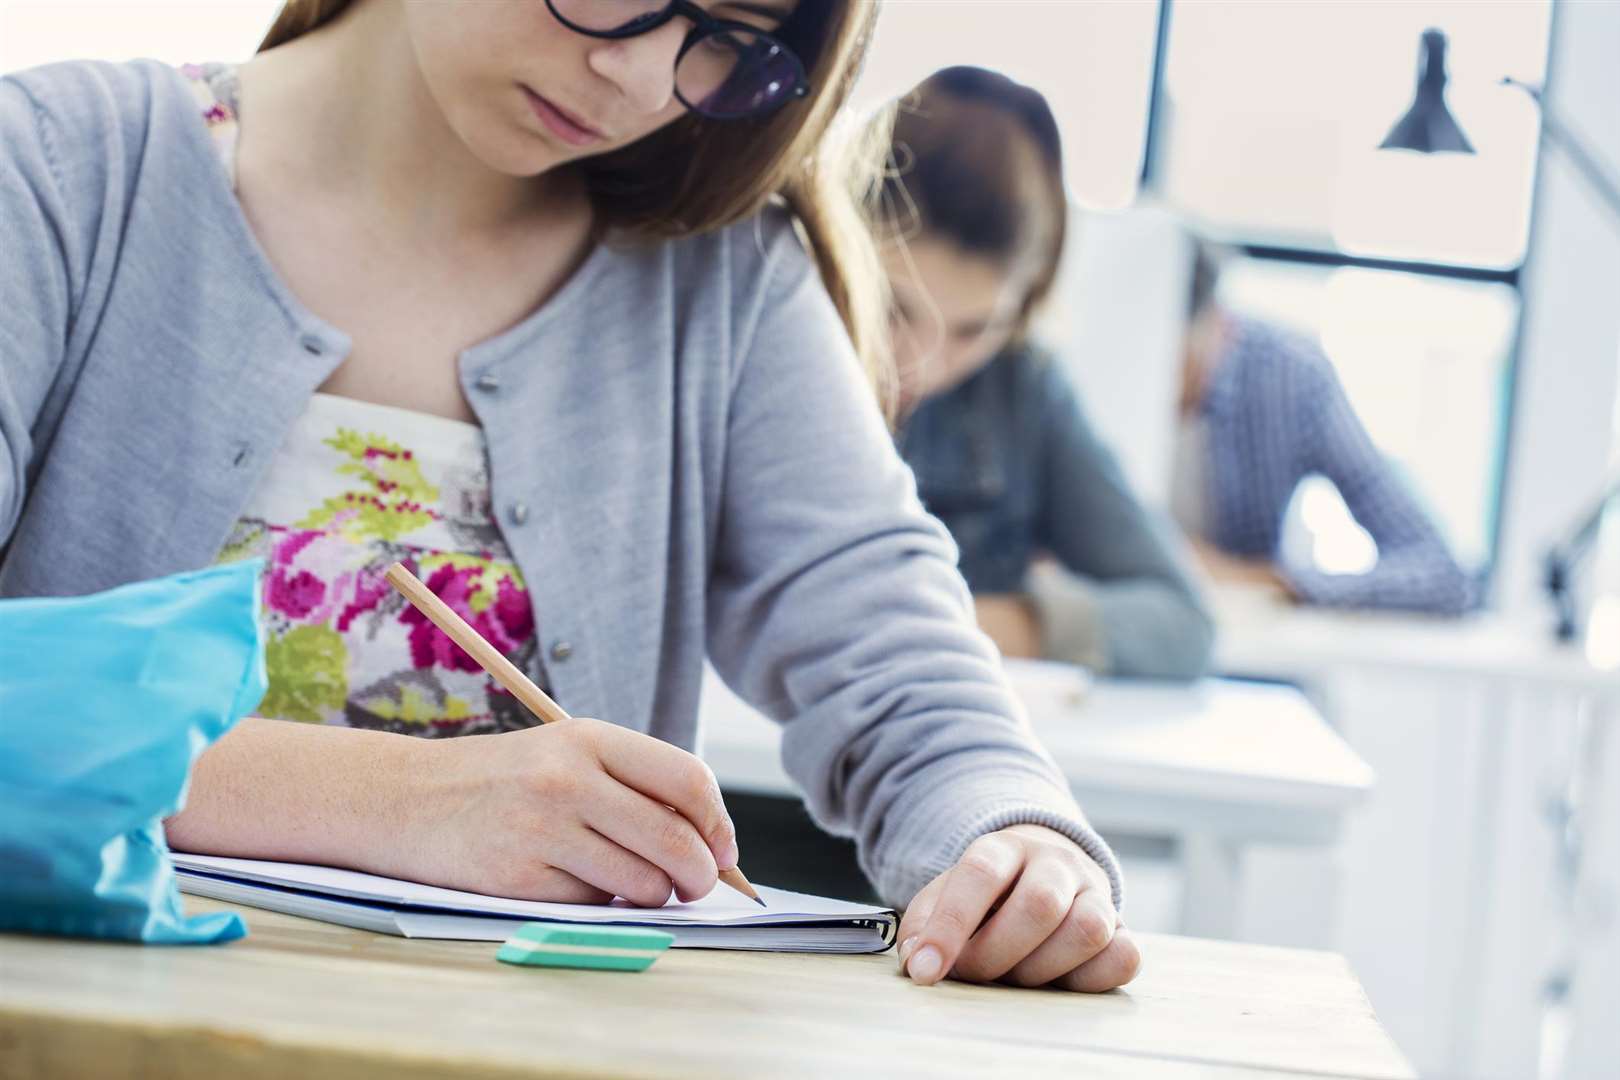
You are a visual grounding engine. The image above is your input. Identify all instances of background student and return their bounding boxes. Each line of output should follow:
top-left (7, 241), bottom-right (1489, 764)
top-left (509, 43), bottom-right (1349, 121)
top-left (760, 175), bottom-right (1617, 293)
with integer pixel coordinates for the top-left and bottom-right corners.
top-left (880, 66), bottom-right (1214, 679)
top-left (0, 0), bottom-right (1138, 991)
top-left (1172, 242), bottom-right (1477, 615)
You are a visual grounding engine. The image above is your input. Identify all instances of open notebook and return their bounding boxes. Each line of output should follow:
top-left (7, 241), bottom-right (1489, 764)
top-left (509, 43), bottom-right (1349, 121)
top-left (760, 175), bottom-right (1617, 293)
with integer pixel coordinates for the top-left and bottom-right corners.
top-left (173, 854), bottom-right (897, 954)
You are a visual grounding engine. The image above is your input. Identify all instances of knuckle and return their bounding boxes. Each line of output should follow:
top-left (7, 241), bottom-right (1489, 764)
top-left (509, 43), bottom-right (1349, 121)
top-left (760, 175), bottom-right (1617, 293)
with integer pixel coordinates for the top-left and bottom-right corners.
top-left (926, 904), bottom-right (971, 941)
top-left (675, 757), bottom-right (709, 800)
top-left (1070, 905), bottom-right (1114, 955)
top-left (566, 717), bottom-right (606, 757)
top-left (709, 811), bottom-right (737, 852)
top-left (957, 850), bottom-right (1006, 886)
top-left (623, 865), bottom-right (674, 908)
top-left (656, 810), bottom-right (703, 866)
top-left (1021, 884), bottom-right (1071, 927)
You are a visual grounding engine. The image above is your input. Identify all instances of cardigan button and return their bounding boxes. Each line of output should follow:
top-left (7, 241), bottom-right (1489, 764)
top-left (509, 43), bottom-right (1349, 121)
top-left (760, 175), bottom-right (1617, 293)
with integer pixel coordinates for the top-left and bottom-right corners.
top-left (298, 333), bottom-right (326, 356)
top-left (509, 502), bottom-right (530, 525)
top-left (476, 372), bottom-right (500, 392)
top-left (550, 640), bottom-right (574, 662)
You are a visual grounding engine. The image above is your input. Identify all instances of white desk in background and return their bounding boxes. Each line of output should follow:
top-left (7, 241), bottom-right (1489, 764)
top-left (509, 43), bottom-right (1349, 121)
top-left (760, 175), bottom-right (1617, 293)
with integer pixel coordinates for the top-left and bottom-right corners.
top-left (1214, 586), bottom-right (1618, 692)
top-left (1209, 586), bottom-right (1620, 1080)
top-left (700, 659), bottom-right (1375, 942)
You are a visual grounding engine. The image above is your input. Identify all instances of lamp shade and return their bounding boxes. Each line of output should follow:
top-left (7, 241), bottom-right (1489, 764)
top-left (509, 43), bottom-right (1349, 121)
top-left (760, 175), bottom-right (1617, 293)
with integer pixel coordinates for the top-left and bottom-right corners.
top-left (1380, 28), bottom-right (1475, 154)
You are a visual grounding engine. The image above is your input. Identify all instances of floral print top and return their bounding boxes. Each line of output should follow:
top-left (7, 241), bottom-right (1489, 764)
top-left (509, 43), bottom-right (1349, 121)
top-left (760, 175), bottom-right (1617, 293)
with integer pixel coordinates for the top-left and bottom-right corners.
top-left (184, 63), bottom-right (544, 736)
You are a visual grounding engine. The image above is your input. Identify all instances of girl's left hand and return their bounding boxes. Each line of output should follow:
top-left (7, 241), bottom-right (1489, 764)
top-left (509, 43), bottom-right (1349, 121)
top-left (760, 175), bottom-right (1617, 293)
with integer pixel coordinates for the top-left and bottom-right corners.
top-left (971, 593), bottom-right (1042, 658)
top-left (896, 824), bottom-right (1141, 992)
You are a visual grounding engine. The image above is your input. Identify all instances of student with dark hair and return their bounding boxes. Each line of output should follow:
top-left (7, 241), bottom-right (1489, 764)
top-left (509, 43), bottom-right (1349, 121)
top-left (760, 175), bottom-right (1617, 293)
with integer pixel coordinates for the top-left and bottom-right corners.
top-left (877, 66), bottom-right (1214, 679)
top-left (1172, 242), bottom-right (1476, 615)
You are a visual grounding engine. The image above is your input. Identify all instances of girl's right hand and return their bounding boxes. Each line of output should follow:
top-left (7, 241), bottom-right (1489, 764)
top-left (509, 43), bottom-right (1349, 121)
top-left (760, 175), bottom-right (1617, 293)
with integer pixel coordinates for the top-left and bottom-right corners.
top-left (398, 717), bottom-right (740, 908)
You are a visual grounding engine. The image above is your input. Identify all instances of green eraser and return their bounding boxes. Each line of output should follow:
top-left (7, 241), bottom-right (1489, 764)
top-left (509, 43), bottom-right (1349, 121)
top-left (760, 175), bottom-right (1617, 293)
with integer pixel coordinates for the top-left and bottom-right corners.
top-left (496, 922), bottom-right (676, 972)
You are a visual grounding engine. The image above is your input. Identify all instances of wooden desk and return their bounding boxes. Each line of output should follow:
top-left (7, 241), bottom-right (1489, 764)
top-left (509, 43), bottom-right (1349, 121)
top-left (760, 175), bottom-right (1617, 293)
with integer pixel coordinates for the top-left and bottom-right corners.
top-left (0, 898), bottom-right (1413, 1080)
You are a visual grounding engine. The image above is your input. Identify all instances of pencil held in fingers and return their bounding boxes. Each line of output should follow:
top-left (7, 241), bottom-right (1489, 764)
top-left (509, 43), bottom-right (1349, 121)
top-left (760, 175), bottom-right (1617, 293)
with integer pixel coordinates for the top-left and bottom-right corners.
top-left (721, 867), bottom-right (765, 907)
top-left (382, 561), bottom-right (765, 907)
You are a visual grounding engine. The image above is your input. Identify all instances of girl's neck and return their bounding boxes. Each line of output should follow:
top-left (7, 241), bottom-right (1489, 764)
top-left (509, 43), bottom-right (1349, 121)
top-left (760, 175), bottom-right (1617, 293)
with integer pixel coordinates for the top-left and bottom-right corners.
top-left (238, 0), bottom-right (580, 239)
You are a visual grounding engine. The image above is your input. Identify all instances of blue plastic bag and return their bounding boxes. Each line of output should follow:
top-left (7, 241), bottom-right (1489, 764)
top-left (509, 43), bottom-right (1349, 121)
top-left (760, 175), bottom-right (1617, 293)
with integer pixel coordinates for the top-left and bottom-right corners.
top-left (0, 560), bottom-right (267, 943)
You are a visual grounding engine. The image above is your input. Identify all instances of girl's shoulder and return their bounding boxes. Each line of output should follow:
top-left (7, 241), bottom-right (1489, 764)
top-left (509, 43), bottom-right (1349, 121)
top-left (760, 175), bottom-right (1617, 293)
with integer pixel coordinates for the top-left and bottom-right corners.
top-left (599, 201), bottom-right (833, 357)
top-left (2, 58), bottom-right (205, 192)
top-left (653, 200), bottom-right (816, 297)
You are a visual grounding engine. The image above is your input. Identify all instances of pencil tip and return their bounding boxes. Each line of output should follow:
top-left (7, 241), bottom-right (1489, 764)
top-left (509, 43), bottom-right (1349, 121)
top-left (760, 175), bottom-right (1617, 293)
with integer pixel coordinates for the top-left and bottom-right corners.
top-left (754, 896), bottom-right (767, 908)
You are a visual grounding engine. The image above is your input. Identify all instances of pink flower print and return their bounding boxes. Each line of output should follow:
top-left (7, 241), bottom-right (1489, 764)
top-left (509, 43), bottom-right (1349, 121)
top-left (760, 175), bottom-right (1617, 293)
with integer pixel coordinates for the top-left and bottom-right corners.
top-left (401, 564), bottom-right (486, 673)
top-left (492, 575), bottom-right (534, 642)
top-left (400, 564), bottom-right (533, 673)
top-left (273, 528), bottom-right (320, 564)
top-left (267, 567), bottom-right (325, 620)
top-left (336, 569), bottom-right (392, 633)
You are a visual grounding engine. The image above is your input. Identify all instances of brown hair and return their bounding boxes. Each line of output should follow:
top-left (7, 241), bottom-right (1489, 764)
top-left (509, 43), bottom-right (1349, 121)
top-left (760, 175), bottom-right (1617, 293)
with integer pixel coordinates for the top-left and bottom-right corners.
top-left (875, 66), bottom-right (1067, 341)
top-left (259, 0), bottom-right (895, 416)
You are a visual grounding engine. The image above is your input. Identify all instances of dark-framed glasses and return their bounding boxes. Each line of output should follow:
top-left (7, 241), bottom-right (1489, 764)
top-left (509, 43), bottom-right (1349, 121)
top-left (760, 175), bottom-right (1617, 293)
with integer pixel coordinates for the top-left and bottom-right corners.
top-left (545, 0), bottom-right (810, 120)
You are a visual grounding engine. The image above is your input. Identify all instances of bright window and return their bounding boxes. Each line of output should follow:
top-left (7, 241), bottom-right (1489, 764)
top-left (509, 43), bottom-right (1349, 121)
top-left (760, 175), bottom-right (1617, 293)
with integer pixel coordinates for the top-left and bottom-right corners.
top-left (1152, 0), bottom-right (1552, 580)
top-left (1159, 0), bottom-right (1552, 268)
top-left (853, 0), bottom-right (1159, 211)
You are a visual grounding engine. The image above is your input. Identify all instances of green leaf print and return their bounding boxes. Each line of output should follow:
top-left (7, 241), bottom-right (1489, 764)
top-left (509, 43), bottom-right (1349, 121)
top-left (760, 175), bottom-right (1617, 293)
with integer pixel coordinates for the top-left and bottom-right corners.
top-left (215, 520), bottom-right (269, 565)
top-left (296, 428), bottom-right (441, 542)
top-left (260, 625), bottom-right (349, 724)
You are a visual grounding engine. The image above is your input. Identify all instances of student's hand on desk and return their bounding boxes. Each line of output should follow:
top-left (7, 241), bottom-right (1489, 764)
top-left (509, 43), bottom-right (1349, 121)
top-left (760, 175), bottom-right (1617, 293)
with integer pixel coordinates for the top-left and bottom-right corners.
top-left (897, 824), bottom-right (1140, 993)
top-left (973, 594), bottom-right (1042, 658)
top-left (1190, 539), bottom-right (1296, 599)
top-left (408, 717), bottom-right (738, 908)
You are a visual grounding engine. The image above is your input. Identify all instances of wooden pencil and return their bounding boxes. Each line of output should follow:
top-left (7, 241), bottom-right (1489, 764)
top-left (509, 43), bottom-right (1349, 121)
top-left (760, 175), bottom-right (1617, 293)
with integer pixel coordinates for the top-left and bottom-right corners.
top-left (383, 561), bottom-right (765, 908)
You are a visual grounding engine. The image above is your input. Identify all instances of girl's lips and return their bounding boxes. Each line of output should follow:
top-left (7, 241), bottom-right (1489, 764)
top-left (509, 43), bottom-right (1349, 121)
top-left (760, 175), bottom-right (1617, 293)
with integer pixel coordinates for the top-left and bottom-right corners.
top-left (521, 86), bottom-right (606, 148)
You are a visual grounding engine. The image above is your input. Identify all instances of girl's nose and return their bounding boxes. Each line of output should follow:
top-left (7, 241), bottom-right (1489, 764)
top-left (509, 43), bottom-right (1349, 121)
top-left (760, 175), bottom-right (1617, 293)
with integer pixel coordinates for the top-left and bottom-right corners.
top-left (586, 20), bottom-right (687, 117)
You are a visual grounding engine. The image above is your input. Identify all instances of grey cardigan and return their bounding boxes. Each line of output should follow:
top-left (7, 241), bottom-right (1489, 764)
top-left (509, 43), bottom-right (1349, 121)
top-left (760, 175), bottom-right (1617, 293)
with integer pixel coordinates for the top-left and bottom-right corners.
top-left (0, 60), bottom-right (1121, 909)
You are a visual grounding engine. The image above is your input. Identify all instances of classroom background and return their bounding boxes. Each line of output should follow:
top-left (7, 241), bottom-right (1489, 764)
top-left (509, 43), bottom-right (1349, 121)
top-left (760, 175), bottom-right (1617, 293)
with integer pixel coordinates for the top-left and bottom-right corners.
top-left (4, 2), bottom-right (1617, 1078)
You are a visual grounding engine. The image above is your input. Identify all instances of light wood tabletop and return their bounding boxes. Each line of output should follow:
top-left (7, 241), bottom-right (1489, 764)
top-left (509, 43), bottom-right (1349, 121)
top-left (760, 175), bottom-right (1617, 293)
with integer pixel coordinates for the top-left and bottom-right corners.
top-left (0, 896), bottom-right (1413, 1079)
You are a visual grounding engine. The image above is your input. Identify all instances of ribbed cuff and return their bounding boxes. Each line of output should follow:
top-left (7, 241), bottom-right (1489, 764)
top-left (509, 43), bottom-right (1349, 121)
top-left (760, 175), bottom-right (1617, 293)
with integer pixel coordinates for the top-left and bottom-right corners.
top-left (869, 765), bottom-right (1125, 913)
top-left (1026, 562), bottom-right (1111, 673)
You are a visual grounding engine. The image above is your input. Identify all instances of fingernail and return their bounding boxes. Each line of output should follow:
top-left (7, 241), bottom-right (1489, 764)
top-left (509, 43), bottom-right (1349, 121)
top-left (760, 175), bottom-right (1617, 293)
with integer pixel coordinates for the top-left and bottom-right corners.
top-left (718, 837), bottom-right (739, 872)
top-left (907, 945), bottom-right (942, 984)
top-left (897, 935), bottom-right (918, 968)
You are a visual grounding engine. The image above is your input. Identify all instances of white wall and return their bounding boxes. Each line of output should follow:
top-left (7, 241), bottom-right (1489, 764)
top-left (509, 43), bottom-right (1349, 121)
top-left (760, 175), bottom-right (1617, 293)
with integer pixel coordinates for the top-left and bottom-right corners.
top-left (1042, 204), bottom-right (1190, 509)
top-left (1493, 0), bottom-right (1620, 613)
top-left (0, 1), bottom-right (277, 71)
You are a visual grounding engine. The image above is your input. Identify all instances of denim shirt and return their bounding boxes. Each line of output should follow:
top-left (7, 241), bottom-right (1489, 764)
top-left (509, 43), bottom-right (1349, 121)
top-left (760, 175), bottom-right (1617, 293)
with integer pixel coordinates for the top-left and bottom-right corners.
top-left (1200, 317), bottom-right (1476, 615)
top-left (898, 346), bottom-right (1213, 679)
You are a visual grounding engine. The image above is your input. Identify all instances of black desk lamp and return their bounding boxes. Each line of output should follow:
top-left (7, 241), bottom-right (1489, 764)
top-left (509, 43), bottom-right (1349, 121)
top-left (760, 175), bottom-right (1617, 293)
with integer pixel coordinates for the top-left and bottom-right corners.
top-left (1380, 28), bottom-right (1474, 154)
top-left (1383, 28), bottom-right (1620, 640)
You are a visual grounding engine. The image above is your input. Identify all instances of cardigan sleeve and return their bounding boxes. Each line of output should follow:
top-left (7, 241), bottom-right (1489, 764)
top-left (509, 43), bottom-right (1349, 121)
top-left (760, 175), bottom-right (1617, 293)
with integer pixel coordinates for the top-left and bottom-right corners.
top-left (703, 220), bottom-right (1123, 909)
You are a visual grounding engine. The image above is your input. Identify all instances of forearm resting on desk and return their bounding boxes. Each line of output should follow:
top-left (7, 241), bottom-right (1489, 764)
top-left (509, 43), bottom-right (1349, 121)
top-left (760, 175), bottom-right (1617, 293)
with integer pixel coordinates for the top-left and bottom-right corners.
top-left (165, 715), bottom-right (742, 908)
top-left (165, 717), bottom-right (427, 874)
